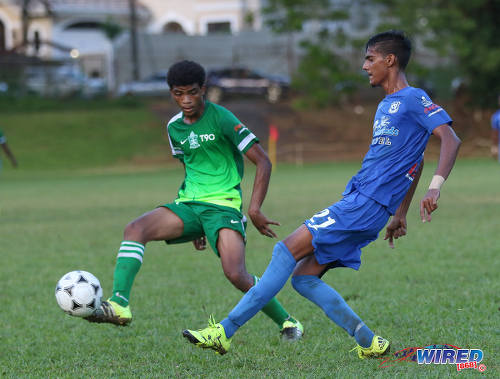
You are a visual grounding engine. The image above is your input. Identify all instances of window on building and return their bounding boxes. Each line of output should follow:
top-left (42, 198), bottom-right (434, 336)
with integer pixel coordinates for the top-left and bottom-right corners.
top-left (66, 22), bottom-right (101, 30)
top-left (207, 22), bottom-right (231, 34)
top-left (163, 22), bottom-right (185, 34)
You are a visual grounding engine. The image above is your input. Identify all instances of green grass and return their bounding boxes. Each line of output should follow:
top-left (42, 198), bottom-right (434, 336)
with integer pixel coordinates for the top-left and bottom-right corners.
top-left (0, 159), bottom-right (498, 378)
top-left (1, 98), bottom-right (168, 170)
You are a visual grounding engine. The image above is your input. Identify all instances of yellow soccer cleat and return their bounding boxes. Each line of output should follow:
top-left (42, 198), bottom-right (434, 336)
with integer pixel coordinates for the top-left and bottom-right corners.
top-left (350, 335), bottom-right (390, 359)
top-left (280, 317), bottom-right (304, 341)
top-left (84, 299), bottom-right (132, 326)
top-left (182, 315), bottom-right (231, 355)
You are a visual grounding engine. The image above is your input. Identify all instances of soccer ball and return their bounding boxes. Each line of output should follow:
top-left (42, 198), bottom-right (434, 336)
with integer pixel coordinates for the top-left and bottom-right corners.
top-left (55, 270), bottom-right (103, 317)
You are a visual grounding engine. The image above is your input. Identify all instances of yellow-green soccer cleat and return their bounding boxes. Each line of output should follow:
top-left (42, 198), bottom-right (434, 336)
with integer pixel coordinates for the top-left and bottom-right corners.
top-left (280, 317), bottom-right (304, 341)
top-left (350, 335), bottom-right (390, 360)
top-left (84, 299), bottom-right (132, 326)
top-left (182, 315), bottom-right (231, 355)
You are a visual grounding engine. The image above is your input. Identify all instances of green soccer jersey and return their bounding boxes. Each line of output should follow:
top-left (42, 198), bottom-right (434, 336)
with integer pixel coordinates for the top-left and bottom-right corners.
top-left (167, 102), bottom-right (259, 210)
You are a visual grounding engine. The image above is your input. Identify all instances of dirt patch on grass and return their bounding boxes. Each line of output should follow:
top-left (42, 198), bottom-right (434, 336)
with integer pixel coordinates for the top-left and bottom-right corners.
top-left (150, 96), bottom-right (494, 163)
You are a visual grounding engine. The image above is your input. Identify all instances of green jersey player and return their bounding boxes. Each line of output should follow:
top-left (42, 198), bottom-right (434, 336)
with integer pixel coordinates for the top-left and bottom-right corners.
top-left (86, 60), bottom-right (303, 340)
top-left (0, 129), bottom-right (18, 171)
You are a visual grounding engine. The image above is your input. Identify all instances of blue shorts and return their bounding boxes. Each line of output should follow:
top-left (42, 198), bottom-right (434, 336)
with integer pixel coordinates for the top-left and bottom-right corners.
top-left (304, 190), bottom-right (390, 270)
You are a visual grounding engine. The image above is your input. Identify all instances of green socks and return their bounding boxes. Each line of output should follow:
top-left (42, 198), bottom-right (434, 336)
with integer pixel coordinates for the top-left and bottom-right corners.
top-left (110, 241), bottom-right (144, 307)
top-left (253, 275), bottom-right (294, 327)
top-left (108, 242), bottom-right (294, 329)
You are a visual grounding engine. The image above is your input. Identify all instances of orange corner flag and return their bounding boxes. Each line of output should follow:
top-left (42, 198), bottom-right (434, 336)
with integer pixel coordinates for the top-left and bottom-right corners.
top-left (268, 125), bottom-right (278, 170)
top-left (269, 124), bottom-right (279, 142)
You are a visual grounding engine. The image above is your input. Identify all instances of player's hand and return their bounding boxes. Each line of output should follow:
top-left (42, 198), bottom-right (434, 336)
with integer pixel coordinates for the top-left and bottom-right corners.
top-left (491, 145), bottom-right (498, 158)
top-left (192, 236), bottom-right (207, 250)
top-left (420, 189), bottom-right (440, 223)
top-left (384, 215), bottom-right (407, 248)
top-left (248, 208), bottom-right (280, 238)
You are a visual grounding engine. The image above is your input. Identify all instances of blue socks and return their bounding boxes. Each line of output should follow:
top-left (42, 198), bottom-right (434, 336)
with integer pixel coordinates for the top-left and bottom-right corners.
top-left (291, 275), bottom-right (374, 348)
top-left (219, 243), bottom-right (374, 348)
top-left (221, 241), bottom-right (296, 338)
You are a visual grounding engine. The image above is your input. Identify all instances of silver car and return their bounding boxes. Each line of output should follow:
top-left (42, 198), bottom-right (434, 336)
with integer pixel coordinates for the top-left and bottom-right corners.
top-left (117, 72), bottom-right (170, 97)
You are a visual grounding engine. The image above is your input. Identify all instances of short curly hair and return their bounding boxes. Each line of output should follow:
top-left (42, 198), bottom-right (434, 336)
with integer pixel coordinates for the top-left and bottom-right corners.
top-left (366, 30), bottom-right (412, 70)
top-left (167, 60), bottom-right (206, 88)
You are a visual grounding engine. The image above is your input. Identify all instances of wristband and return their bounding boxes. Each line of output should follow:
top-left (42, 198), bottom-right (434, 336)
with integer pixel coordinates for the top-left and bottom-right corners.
top-left (429, 175), bottom-right (445, 190)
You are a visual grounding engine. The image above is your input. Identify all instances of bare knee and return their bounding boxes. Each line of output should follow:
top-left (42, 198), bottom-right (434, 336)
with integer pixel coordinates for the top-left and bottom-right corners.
top-left (124, 220), bottom-right (146, 243)
top-left (223, 268), bottom-right (252, 292)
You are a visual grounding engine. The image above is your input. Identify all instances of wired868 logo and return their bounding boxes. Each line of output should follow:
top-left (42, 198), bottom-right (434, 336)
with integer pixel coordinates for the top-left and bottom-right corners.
top-left (380, 344), bottom-right (487, 372)
top-left (418, 346), bottom-right (485, 372)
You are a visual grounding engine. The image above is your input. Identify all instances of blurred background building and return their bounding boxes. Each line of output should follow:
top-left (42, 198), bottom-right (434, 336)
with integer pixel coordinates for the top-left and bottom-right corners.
top-left (0, 0), bottom-right (274, 95)
top-left (2, 0), bottom-right (490, 105)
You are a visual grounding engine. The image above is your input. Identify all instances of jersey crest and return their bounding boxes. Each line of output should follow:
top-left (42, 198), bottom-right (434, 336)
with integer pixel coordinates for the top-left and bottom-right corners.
top-left (187, 131), bottom-right (200, 149)
top-left (421, 96), bottom-right (433, 107)
top-left (389, 101), bottom-right (401, 114)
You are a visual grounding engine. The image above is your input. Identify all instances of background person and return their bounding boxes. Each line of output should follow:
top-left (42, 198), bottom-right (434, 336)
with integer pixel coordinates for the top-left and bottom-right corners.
top-left (491, 95), bottom-right (500, 161)
top-left (0, 129), bottom-right (18, 171)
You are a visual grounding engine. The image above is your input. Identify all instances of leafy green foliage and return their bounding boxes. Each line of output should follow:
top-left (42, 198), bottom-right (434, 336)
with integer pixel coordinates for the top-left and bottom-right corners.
top-left (264, 0), bottom-right (500, 107)
top-left (263, 1), bottom-right (361, 108)
top-left (263, 0), bottom-right (348, 33)
top-left (101, 17), bottom-right (123, 40)
top-left (373, 0), bottom-right (500, 107)
top-left (292, 31), bottom-right (363, 108)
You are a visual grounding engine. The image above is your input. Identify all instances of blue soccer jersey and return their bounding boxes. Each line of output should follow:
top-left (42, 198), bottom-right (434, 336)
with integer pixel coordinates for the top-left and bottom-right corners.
top-left (344, 87), bottom-right (452, 214)
top-left (492, 110), bottom-right (500, 132)
top-left (491, 109), bottom-right (500, 161)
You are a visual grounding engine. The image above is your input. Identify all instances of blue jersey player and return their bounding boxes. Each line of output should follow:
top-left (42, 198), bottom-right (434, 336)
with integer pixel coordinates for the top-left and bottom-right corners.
top-left (182, 30), bottom-right (462, 359)
top-left (491, 95), bottom-right (500, 161)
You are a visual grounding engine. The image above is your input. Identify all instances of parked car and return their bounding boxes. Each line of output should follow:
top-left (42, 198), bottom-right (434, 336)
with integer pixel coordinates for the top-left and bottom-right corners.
top-left (82, 76), bottom-right (107, 98)
top-left (117, 71), bottom-right (169, 97)
top-left (23, 64), bottom-right (106, 98)
top-left (205, 67), bottom-right (289, 103)
top-left (0, 81), bottom-right (8, 93)
top-left (25, 65), bottom-right (83, 97)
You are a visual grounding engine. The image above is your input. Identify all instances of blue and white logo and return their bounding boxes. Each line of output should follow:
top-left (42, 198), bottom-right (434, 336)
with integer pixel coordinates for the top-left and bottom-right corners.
top-left (421, 96), bottom-right (433, 107)
top-left (388, 101), bottom-right (401, 114)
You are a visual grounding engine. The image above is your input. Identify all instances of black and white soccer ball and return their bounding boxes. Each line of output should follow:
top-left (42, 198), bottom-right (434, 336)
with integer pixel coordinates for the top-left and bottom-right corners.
top-left (55, 270), bottom-right (103, 317)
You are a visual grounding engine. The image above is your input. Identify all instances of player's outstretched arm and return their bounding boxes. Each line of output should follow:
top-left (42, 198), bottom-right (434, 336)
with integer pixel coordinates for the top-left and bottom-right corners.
top-left (244, 143), bottom-right (280, 238)
top-left (384, 159), bottom-right (424, 248)
top-left (420, 124), bottom-right (461, 222)
top-left (1, 142), bottom-right (18, 168)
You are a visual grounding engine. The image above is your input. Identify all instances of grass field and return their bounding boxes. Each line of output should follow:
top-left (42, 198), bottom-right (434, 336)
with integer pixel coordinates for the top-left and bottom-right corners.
top-left (0, 158), bottom-right (498, 378)
top-left (0, 97), bottom-right (167, 170)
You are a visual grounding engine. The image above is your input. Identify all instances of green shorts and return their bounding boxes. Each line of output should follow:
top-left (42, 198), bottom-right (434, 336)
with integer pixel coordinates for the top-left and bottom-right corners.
top-left (161, 201), bottom-right (247, 256)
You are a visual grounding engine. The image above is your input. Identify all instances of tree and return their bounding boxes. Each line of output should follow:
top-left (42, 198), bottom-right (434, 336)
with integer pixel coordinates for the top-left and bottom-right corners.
top-left (264, 0), bottom-right (500, 108)
top-left (374, 0), bottom-right (500, 107)
top-left (101, 17), bottom-right (123, 41)
top-left (263, 0), bottom-right (361, 108)
top-left (292, 29), bottom-right (362, 108)
top-left (264, 0), bottom-right (349, 33)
